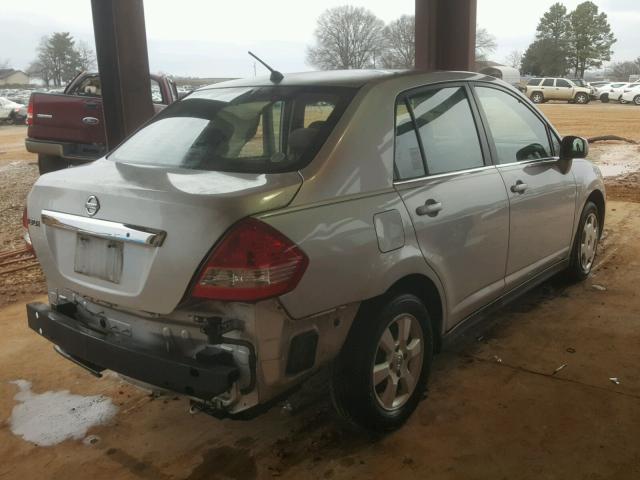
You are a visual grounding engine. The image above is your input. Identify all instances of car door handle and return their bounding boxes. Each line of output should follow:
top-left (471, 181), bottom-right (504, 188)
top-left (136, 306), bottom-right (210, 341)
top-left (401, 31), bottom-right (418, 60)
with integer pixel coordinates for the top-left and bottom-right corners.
top-left (510, 181), bottom-right (528, 194)
top-left (84, 102), bottom-right (98, 110)
top-left (82, 116), bottom-right (100, 125)
top-left (416, 199), bottom-right (442, 217)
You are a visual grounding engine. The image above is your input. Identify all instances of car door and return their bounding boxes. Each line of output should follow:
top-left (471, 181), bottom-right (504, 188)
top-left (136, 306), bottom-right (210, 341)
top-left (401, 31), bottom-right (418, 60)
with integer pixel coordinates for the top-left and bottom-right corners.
top-left (555, 79), bottom-right (574, 101)
top-left (540, 78), bottom-right (556, 99)
top-left (393, 83), bottom-right (510, 328)
top-left (472, 84), bottom-right (577, 289)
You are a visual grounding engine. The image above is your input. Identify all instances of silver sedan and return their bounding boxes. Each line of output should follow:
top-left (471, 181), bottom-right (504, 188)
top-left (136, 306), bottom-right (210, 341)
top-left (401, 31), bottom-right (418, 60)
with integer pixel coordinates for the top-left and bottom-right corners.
top-left (25, 70), bottom-right (605, 432)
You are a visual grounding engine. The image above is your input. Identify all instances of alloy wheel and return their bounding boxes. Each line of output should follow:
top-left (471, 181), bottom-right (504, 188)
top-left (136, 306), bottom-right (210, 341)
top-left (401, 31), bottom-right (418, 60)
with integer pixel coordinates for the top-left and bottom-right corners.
top-left (372, 313), bottom-right (424, 411)
top-left (580, 212), bottom-right (599, 272)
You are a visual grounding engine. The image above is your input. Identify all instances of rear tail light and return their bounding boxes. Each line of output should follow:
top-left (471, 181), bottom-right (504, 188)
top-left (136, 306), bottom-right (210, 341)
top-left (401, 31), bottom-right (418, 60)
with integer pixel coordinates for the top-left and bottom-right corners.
top-left (26, 95), bottom-right (33, 126)
top-left (191, 218), bottom-right (308, 302)
top-left (22, 206), bottom-right (33, 252)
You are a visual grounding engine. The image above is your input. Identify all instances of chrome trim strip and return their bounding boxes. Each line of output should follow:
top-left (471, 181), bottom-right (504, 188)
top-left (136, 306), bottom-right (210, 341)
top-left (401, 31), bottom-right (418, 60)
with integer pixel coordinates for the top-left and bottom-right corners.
top-left (496, 157), bottom-right (559, 168)
top-left (36, 113), bottom-right (53, 119)
top-left (41, 210), bottom-right (166, 247)
top-left (393, 165), bottom-right (496, 187)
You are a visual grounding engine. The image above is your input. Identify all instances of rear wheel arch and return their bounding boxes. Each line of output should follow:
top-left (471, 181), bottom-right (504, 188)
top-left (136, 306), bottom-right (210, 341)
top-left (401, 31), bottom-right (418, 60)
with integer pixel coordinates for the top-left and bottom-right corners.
top-left (355, 274), bottom-right (444, 353)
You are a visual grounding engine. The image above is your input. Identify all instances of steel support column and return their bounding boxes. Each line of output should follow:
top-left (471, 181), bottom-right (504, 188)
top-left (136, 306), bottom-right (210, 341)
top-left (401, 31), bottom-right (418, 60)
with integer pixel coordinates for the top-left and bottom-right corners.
top-left (91, 0), bottom-right (154, 150)
top-left (415, 0), bottom-right (477, 71)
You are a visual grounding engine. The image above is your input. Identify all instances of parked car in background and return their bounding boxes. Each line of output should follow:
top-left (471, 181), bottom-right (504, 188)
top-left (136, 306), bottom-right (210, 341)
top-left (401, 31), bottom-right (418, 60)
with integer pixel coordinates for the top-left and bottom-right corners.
top-left (617, 83), bottom-right (640, 104)
top-left (25, 71), bottom-right (179, 174)
top-left (620, 84), bottom-right (640, 105)
top-left (25, 70), bottom-right (605, 432)
top-left (0, 96), bottom-right (27, 124)
top-left (593, 82), bottom-right (628, 102)
top-left (526, 78), bottom-right (591, 104)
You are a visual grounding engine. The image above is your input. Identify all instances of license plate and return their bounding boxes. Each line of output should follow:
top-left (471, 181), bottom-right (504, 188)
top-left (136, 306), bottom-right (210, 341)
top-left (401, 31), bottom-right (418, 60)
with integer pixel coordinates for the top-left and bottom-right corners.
top-left (74, 234), bottom-right (123, 283)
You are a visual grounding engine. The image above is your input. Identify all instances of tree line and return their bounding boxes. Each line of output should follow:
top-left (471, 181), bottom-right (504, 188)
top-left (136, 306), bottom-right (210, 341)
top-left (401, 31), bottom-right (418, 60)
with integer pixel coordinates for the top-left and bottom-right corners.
top-left (28, 32), bottom-right (96, 87)
top-left (521, 1), bottom-right (616, 78)
top-left (306, 5), bottom-right (496, 70)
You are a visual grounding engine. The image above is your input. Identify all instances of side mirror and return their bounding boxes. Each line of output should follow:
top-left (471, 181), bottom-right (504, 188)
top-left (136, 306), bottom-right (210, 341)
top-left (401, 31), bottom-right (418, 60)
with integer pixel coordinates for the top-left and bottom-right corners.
top-left (560, 136), bottom-right (589, 160)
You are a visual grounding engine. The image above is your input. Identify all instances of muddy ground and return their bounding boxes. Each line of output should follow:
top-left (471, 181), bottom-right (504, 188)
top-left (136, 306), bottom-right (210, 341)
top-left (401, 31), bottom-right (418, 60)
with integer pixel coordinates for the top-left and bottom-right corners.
top-left (0, 102), bottom-right (640, 479)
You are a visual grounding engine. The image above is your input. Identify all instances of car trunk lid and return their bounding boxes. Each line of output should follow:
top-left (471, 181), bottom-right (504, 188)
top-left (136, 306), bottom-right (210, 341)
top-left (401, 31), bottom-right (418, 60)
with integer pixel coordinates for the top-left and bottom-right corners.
top-left (27, 159), bottom-right (302, 314)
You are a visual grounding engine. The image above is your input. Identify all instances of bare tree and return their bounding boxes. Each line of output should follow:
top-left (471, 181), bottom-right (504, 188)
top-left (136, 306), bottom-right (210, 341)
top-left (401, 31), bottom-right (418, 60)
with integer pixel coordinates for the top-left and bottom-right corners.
top-left (76, 40), bottom-right (97, 71)
top-left (307, 6), bottom-right (385, 70)
top-left (380, 15), bottom-right (415, 69)
top-left (476, 27), bottom-right (497, 61)
top-left (505, 50), bottom-right (523, 69)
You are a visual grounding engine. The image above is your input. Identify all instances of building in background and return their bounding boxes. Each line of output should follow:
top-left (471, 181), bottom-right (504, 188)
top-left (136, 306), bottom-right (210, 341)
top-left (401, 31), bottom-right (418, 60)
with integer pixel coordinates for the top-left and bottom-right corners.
top-left (0, 69), bottom-right (30, 86)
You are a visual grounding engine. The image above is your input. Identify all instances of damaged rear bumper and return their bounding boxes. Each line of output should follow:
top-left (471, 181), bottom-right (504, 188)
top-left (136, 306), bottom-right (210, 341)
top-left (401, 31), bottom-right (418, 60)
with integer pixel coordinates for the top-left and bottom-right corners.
top-left (26, 302), bottom-right (239, 400)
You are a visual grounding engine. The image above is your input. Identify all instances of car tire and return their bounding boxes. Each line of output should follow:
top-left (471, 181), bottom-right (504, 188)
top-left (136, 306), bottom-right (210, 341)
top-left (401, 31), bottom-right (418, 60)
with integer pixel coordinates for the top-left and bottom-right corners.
top-left (600, 94), bottom-right (609, 103)
top-left (634, 95), bottom-right (640, 106)
top-left (530, 92), bottom-right (544, 104)
top-left (619, 98), bottom-right (628, 105)
top-left (330, 292), bottom-right (434, 432)
top-left (575, 93), bottom-right (589, 104)
top-left (38, 154), bottom-right (69, 175)
top-left (566, 201), bottom-right (601, 281)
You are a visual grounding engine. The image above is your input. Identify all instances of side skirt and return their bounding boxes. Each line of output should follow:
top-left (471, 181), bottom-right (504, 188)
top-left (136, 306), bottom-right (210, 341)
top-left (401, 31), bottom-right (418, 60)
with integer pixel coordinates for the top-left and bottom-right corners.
top-left (441, 259), bottom-right (569, 349)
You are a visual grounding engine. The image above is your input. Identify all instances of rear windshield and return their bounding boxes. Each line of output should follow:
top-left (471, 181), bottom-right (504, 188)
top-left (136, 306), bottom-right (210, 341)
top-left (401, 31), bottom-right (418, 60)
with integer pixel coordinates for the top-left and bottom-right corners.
top-left (109, 86), bottom-right (356, 173)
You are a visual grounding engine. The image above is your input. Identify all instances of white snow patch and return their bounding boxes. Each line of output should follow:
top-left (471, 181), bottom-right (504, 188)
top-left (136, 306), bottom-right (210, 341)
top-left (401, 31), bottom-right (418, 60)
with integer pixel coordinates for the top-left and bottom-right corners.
top-left (8, 380), bottom-right (118, 447)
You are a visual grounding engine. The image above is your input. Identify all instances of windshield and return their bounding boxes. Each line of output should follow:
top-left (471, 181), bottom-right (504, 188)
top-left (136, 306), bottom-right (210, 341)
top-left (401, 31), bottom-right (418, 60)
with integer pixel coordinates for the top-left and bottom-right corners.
top-left (109, 85), bottom-right (356, 173)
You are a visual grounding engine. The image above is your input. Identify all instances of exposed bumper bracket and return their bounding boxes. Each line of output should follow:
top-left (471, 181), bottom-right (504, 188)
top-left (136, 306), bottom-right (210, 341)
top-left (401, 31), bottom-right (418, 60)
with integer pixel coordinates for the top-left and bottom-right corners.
top-left (27, 302), bottom-right (239, 400)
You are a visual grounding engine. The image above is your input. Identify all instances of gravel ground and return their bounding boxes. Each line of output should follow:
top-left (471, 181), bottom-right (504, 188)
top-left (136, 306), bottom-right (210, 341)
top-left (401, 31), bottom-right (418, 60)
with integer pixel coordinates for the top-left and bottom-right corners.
top-left (0, 126), bottom-right (45, 307)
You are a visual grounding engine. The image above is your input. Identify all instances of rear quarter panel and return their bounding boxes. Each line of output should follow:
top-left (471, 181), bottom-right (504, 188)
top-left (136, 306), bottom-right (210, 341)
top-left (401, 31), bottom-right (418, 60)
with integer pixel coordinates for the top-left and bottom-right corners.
top-left (259, 192), bottom-right (447, 322)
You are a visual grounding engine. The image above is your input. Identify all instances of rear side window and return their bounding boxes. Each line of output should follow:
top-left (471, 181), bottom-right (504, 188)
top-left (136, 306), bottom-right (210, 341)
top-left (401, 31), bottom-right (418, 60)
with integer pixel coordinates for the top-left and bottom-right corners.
top-left (528, 78), bottom-right (542, 86)
top-left (475, 86), bottom-right (552, 164)
top-left (404, 87), bottom-right (484, 176)
top-left (556, 79), bottom-right (571, 88)
top-left (394, 101), bottom-right (426, 180)
top-left (110, 86), bottom-right (355, 173)
top-left (542, 79), bottom-right (555, 87)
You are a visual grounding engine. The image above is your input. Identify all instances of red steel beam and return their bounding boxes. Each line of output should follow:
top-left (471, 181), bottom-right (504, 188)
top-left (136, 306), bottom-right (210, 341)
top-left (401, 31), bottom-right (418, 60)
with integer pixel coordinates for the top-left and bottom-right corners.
top-left (90, 0), bottom-right (155, 150)
top-left (415, 0), bottom-right (477, 71)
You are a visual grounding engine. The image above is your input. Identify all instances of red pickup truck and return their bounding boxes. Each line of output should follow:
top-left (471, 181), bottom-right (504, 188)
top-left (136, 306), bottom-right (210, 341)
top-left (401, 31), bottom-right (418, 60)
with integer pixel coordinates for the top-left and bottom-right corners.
top-left (26, 72), bottom-right (179, 174)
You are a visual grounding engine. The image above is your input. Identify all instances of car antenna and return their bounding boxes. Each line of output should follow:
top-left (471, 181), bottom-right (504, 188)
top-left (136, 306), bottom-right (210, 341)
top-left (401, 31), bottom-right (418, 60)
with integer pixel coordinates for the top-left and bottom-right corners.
top-left (248, 51), bottom-right (284, 83)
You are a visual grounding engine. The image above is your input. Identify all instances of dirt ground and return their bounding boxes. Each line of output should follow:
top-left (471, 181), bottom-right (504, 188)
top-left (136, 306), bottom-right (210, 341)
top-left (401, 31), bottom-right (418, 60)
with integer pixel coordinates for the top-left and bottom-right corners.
top-left (1, 102), bottom-right (640, 479)
top-left (539, 102), bottom-right (640, 141)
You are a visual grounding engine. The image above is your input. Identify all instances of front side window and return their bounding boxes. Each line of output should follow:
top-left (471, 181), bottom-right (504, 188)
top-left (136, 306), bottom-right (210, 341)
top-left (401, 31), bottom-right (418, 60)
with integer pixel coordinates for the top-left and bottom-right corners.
top-left (408, 87), bottom-right (485, 175)
top-left (556, 79), bottom-right (571, 88)
top-left (528, 78), bottom-right (542, 86)
top-left (542, 79), bottom-right (555, 87)
top-left (110, 86), bottom-right (355, 173)
top-left (475, 86), bottom-right (552, 164)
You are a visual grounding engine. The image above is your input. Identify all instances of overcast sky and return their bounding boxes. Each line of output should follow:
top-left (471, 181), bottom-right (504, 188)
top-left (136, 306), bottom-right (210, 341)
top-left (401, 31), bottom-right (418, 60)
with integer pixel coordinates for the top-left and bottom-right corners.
top-left (0, 0), bottom-right (637, 78)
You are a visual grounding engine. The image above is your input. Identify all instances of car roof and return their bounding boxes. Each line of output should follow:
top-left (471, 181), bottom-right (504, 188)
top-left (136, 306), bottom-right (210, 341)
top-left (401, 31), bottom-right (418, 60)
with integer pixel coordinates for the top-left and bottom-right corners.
top-left (197, 69), bottom-right (502, 90)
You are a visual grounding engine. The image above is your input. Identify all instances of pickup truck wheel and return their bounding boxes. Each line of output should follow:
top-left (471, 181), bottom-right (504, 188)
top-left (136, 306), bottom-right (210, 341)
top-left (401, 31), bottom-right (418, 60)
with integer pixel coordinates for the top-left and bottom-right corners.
top-left (575, 93), bottom-right (589, 104)
top-left (331, 293), bottom-right (433, 432)
top-left (566, 201), bottom-right (601, 281)
top-left (530, 92), bottom-right (544, 104)
top-left (38, 154), bottom-right (69, 175)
